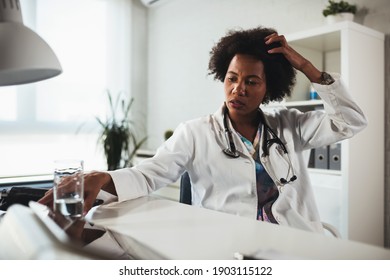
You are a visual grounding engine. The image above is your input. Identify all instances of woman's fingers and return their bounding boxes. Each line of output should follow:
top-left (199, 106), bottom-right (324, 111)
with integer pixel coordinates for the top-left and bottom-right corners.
top-left (265, 33), bottom-right (288, 53)
top-left (38, 188), bottom-right (53, 207)
top-left (265, 33), bottom-right (309, 71)
top-left (38, 175), bottom-right (78, 207)
top-left (81, 172), bottom-right (109, 214)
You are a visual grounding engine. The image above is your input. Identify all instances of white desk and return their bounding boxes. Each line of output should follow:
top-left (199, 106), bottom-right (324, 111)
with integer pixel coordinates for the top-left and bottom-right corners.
top-left (89, 196), bottom-right (390, 260)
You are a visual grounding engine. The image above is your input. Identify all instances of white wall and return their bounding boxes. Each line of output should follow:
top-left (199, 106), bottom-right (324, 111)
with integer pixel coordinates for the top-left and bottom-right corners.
top-left (140, 0), bottom-right (390, 149)
top-left (129, 0), bottom-right (149, 138)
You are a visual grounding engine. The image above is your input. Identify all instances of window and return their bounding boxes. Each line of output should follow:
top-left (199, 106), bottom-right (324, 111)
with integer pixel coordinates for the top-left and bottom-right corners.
top-left (0, 0), bottom-right (133, 178)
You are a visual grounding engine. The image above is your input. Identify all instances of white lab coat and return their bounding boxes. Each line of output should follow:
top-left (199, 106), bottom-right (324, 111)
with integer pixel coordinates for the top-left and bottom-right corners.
top-left (108, 74), bottom-right (367, 233)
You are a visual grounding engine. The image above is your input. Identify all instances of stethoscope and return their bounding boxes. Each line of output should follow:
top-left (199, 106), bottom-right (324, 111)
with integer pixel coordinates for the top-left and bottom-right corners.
top-left (222, 105), bottom-right (297, 185)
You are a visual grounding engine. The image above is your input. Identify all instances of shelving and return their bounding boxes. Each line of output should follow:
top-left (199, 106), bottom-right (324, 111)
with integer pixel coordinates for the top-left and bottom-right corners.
top-left (273, 21), bottom-right (385, 246)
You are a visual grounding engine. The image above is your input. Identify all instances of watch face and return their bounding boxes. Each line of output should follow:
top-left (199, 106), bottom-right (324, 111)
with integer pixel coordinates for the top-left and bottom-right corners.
top-left (321, 72), bottom-right (335, 85)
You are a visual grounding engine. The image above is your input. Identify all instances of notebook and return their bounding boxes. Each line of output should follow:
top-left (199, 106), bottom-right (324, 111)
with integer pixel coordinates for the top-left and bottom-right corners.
top-left (25, 201), bottom-right (130, 259)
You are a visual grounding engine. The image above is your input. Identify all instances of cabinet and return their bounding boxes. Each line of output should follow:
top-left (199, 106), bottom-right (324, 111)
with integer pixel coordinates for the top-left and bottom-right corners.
top-left (274, 22), bottom-right (384, 246)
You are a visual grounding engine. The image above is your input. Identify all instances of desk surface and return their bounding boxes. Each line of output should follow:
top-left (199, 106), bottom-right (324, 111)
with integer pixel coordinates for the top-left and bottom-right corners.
top-left (89, 196), bottom-right (390, 260)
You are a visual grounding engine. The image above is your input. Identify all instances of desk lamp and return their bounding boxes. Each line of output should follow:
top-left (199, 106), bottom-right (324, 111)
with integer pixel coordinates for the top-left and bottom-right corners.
top-left (0, 0), bottom-right (62, 86)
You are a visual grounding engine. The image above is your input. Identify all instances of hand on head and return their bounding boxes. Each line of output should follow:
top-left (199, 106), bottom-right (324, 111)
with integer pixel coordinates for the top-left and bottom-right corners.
top-left (265, 32), bottom-right (321, 83)
top-left (265, 33), bottom-right (308, 71)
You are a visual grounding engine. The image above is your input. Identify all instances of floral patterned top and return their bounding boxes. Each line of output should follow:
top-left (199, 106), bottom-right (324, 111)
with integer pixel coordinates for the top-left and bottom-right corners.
top-left (238, 126), bottom-right (279, 224)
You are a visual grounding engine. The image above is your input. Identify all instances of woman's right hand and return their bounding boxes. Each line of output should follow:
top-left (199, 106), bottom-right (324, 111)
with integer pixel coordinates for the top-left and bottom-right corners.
top-left (38, 171), bottom-right (116, 215)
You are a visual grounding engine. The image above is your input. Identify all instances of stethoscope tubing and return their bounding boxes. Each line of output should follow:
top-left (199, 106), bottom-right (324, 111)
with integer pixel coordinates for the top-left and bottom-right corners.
top-left (222, 105), bottom-right (297, 184)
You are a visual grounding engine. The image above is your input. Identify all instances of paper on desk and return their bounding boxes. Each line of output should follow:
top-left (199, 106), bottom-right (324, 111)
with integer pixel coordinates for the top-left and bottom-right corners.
top-left (97, 190), bottom-right (118, 205)
top-left (83, 231), bottom-right (131, 260)
top-left (245, 248), bottom-right (302, 260)
top-left (83, 192), bottom-right (117, 226)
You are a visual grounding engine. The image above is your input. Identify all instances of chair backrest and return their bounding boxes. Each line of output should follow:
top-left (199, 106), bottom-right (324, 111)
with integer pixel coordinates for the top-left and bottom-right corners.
top-left (321, 222), bottom-right (342, 238)
top-left (179, 172), bottom-right (192, 205)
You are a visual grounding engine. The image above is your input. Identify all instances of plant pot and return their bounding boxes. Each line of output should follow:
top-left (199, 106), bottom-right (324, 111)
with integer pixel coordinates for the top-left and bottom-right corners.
top-left (325, 12), bottom-right (354, 24)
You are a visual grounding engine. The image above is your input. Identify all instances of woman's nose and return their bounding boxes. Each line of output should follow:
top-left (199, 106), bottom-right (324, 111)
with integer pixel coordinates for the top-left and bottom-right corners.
top-left (233, 82), bottom-right (246, 96)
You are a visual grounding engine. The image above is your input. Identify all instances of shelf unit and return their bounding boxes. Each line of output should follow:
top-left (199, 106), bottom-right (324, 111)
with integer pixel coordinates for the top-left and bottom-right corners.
top-left (275, 21), bottom-right (384, 246)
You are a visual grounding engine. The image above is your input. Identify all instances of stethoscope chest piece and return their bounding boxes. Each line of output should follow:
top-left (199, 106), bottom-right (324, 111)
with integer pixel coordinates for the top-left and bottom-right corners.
top-left (223, 147), bottom-right (240, 158)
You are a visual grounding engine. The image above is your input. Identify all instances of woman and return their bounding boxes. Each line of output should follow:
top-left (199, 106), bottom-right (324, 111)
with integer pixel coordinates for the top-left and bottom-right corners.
top-left (39, 26), bottom-right (367, 233)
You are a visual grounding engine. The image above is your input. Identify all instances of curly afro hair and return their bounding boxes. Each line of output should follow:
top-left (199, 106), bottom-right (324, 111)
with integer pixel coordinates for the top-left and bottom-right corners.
top-left (208, 26), bottom-right (296, 104)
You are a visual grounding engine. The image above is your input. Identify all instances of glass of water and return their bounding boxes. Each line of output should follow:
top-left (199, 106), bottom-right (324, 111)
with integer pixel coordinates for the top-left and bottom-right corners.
top-left (53, 159), bottom-right (84, 219)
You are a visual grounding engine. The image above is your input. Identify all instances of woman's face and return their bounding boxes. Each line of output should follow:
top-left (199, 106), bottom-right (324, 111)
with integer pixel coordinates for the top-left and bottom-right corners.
top-left (224, 54), bottom-right (266, 119)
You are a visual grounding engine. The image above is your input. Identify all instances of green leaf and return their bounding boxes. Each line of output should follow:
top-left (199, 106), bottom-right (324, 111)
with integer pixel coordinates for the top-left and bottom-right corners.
top-left (96, 90), bottom-right (147, 170)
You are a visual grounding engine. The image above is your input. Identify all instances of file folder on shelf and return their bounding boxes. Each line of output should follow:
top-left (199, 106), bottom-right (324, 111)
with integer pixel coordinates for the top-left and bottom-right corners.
top-left (314, 146), bottom-right (329, 169)
top-left (328, 143), bottom-right (341, 170)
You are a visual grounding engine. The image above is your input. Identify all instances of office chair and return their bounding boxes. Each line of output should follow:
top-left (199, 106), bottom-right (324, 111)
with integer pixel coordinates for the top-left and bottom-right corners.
top-left (321, 222), bottom-right (342, 238)
top-left (179, 172), bottom-right (341, 238)
top-left (179, 171), bottom-right (192, 205)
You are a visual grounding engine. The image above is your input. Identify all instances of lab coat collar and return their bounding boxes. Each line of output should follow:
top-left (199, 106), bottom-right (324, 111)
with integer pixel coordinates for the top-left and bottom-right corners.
top-left (213, 103), bottom-right (273, 158)
top-left (213, 102), bottom-right (273, 134)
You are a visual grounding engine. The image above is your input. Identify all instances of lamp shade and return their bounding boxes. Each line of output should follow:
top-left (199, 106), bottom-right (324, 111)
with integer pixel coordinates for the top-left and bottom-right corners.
top-left (0, 0), bottom-right (62, 86)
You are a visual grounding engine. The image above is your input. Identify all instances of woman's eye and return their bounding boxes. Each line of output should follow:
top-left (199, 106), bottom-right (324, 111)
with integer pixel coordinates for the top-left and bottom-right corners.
top-left (227, 76), bottom-right (237, 82)
top-left (246, 80), bottom-right (258, 85)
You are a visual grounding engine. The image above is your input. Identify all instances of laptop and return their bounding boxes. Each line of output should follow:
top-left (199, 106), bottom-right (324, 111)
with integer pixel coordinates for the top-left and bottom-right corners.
top-left (0, 201), bottom-right (130, 260)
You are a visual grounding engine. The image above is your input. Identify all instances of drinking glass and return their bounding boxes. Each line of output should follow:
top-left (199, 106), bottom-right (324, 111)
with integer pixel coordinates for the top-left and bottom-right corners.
top-left (53, 159), bottom-right (84, 219)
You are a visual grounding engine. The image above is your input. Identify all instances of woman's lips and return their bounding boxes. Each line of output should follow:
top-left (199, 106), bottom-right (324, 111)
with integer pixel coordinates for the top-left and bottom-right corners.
top-left (229, 99), bottom-right (245, 109)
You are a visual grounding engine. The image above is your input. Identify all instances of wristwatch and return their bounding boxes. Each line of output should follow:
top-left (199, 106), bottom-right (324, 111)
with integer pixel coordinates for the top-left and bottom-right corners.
top-left (320, 72), bottom-right (335, 85)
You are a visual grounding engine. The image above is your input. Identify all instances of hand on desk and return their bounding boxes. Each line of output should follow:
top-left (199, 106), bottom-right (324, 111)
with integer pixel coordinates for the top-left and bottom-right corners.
top-left (38, 171), bottom-right (116, 215)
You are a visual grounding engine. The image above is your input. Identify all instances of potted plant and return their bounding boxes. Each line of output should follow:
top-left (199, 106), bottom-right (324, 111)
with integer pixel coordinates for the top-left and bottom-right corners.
top-left (96, 90), bottom-right (147, 170)
top-left (164, 129), bottom-right (174, 141)
top-left (322, 0), bottom-right (357, 24)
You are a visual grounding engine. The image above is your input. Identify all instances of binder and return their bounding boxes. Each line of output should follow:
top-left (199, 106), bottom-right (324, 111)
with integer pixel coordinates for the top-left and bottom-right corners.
top-left (307, 149), bottom-right (315, 168)
top-left (329, 143), bottom-right (341, 170)
top-left (314, 146), bottom-right (329, 169)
